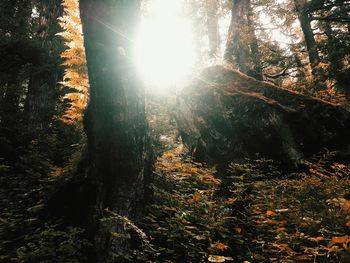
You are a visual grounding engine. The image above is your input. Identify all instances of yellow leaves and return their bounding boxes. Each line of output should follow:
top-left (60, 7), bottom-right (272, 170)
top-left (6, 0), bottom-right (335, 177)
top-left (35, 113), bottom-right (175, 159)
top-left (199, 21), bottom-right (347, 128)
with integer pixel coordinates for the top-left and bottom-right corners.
top-left (187, 191), bottom-right (202, 204)
top-left (201, 175), bottom-right (221, 184)
top-left (331, 163), bottom-right (346, 170)
top-left (180, 173), bottom-right (192, 177)
top-left (193, 192), bottom-right (202, 202)
top-left (208, 255), bottom-right (233, 262)
top-left (309, 168), bottom-right (328, 177)
top-left (175, 163), bottom-right (182, 168)
top-left (163, 152), bottom-right (175, 159)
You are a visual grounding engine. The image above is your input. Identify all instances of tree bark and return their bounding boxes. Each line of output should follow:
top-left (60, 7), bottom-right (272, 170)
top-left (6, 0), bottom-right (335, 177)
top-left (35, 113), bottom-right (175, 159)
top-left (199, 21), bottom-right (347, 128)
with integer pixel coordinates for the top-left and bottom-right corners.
top-left (225, 0), bottom-right (262, 80)
top-left (225, 0), bottom-right (244, 64)
top-left (78, 0), bottom-right (150, 259)
top-left (206, 0), bottom-right (220, 58)
top-left (246, 0), bottom-right (262, 80)
top-left (294, 0), bottom-right (325, 90)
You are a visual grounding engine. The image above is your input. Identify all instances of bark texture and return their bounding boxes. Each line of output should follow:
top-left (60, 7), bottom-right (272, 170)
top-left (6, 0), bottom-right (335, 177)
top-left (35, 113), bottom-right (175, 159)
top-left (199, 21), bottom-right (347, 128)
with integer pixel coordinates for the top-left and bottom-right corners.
top-left (206, 0), bottom-right (220, 58)
top-left (176, 66), bottom-right (350, 170)
top-left (294, 0), bottom-right (325, 89)
top-left (225, 0), bottom-right (262, 80)
top-left (78, 0), bottom-right (150, 260)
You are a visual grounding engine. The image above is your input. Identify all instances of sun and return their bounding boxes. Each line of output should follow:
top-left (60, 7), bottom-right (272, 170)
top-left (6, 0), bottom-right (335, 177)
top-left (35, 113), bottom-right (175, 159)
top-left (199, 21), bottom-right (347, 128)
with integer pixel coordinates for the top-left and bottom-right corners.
top-left (134, 0), bottom-right (195, 91)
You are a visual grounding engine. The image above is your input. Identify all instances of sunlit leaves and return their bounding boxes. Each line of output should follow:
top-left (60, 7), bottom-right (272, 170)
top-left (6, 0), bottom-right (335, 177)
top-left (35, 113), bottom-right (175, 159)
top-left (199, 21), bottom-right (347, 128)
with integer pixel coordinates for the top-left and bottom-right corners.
top-left (58, 0), bottom-right (89, 124)
top-left (208, 255), bottom-right (233, 262)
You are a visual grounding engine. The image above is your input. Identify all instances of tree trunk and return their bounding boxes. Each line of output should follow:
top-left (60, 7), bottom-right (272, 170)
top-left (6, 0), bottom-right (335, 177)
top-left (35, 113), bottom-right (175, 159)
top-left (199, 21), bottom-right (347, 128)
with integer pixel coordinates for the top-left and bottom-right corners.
top-left (246, 0), bottom-right (262, 80)
top-left (78, 0), bottom-right (150, 259)
top-left (206, 0), bottom-right (220, 58)
top-left (224, 0), bottom-right (244, 63)
top-left (294, 0), bottom-right (325, 90)
top-left (25, 0), bottom-right (63, 137)
top-left (225, 0), bottom-right (262, 80)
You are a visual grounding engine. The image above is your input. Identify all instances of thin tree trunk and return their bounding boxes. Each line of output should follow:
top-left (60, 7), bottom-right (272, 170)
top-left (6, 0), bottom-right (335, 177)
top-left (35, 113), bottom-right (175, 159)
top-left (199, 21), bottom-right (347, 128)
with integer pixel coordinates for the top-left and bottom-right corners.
top-left (294, 0), bottom-right (325, 90)
top-left (224, 0), bottom-right (243, 63)
top-left (246, 0), bottom-right (262, 80)
top-left (206, 0), bottom-right (220, 58)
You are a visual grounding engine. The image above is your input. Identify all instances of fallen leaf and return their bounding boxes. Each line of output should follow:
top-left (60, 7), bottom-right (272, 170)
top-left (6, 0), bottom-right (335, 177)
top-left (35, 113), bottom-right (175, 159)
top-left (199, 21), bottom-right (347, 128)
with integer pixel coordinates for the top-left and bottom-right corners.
top-left (226, 198), bottom-right (237, 204)
top-left (208, 255), bottom-right (233, 262)
top-left (175, 163), bottom-right (182, 168)
top-left (215, 242), bottom-right (229, 251)
top-left (192, 191), bottom-right (202, 202)
top-left (346, 220), bottom-right (350, 227)
top-left (331, 235), bottom-right (349, 243)
top-left (266, 210), bottom-right (275, 216)
top-left (308, 236), bottom-right (325, 242)
top-left (343, 200), bottom-right (350, 213)
top-left (234, 227), bottom-right (242, 234)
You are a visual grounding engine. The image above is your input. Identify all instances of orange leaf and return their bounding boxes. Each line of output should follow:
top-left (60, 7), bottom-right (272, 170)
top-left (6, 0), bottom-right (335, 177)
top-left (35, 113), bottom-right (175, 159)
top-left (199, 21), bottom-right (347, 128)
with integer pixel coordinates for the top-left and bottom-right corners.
top-left (343, 200), bottom-right (350, 213)
top-left (271, 243), bottom-right (294, 253)
top-left (266, 210), bottom-right (275, 216)
top-left (331, 235), bottom-right (349, 243)
top-left (345, 220), bottom-right (350, 227)
top-left (189, 167), bottom-right (198, 173)
top-left (215, 242), bottom-right (229, 251)
top-left (234, 227), bottom-right (242, 234)
top-left (192, 192), bottom-right (202, 202)
top-left (308, 236), bottom-right (325, 242)
top-left (163, 152), bottom-right (175, 158)
top-left (226, 198), bottom-right (237, 204)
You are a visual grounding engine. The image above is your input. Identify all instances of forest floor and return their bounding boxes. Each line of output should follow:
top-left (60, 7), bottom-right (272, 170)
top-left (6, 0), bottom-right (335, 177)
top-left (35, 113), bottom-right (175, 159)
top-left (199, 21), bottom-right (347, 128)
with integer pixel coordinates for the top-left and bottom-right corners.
top-left (141, 92), bottom-right (350, 262)
top-left (0, 92), bottom-right (349, 262)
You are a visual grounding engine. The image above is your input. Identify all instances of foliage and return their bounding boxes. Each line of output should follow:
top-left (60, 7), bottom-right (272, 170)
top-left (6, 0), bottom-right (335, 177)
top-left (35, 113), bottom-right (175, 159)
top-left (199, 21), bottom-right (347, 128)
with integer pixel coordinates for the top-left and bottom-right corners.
top-left (225, 153), bottom-right (350, 262)
top-left (107, 147), bottom-right (234, 262)
top-left (57, 0), bottom-right (89, 124)
top-left (16, 224), bottom-right (91, 263)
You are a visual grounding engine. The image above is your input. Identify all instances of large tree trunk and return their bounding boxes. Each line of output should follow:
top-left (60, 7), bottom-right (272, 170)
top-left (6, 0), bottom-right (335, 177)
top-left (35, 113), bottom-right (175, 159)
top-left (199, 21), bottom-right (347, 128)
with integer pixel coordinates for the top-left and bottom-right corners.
top-left (25, 0), bottom-right (63, 137)
top-left (77, 0), bottom-right (150, 260)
